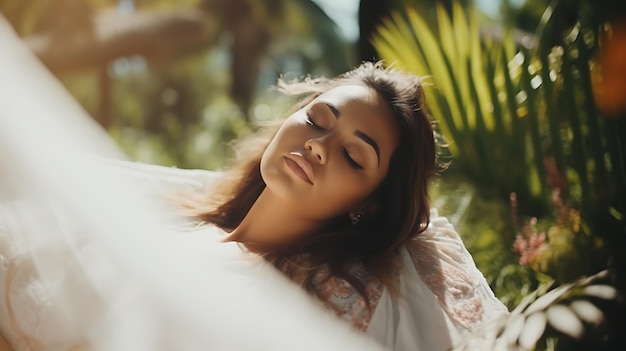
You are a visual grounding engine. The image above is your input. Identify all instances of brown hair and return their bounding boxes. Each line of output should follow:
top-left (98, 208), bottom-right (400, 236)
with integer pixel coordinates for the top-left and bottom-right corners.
top-left (182, 61), bottom-right (442, 307)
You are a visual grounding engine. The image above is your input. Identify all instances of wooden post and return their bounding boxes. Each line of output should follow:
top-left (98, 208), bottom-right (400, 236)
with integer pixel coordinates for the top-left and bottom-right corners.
top-left (98, 63), bottom-right (112, 129)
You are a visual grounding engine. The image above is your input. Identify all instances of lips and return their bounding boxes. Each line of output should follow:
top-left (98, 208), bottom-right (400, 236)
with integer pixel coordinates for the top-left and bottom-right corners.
top-left (284, 153), bottom-right (314, 184)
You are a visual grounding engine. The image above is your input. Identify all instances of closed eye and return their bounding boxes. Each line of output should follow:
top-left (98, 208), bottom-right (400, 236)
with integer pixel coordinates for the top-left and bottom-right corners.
top-left (343, 149), bottom-right (363, 170)
top-left (305, 113), bottom-right (325, 131)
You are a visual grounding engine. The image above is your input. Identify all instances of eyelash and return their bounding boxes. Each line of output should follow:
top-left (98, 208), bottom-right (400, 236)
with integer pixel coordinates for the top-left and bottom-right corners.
top-left (343, 149), bottom-right (363, 170)
top-left (305, 114), bottom-right (325, 131)
top-left (305, 114), bottom-right (363, 170)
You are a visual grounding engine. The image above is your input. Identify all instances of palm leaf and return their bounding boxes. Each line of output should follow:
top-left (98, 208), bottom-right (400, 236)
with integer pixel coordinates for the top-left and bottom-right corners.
top-left (453, 270), bottom-right (622, 351)
top-left (372, 2), bottom-right (532, 198)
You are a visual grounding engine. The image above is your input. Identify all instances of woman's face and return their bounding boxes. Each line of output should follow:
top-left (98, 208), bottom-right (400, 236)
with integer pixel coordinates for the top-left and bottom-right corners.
top-left (260, 83), bottom-right (400, 223)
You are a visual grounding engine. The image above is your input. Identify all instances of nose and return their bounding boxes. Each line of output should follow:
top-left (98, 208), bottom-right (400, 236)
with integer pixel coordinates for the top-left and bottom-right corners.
top-left (304, 138), bottom-right (327, 164)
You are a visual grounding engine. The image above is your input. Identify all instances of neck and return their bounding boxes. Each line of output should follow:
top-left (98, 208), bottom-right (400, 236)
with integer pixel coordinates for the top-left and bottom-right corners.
top-left (225, 189), bottom-right (320, 252)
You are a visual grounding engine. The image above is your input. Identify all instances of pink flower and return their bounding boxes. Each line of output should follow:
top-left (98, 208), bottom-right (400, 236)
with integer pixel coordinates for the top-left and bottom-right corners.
top-left (513, 223), bottom-right (548, 270)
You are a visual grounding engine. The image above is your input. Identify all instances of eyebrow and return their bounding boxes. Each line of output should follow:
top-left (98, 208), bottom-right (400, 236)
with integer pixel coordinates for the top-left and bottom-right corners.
top-left (325, 103), bottom-right (341, 119)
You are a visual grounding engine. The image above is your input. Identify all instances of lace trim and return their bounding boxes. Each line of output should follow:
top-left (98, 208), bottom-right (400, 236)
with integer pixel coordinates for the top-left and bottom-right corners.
top-left (406, 215), bottom-right (508, 331)
top-left (5, 254), bottom-right (41, 351)
top-left (312, 264), bottom-right (384, 331)
top-left (1, 202), bottom-right (89, 351)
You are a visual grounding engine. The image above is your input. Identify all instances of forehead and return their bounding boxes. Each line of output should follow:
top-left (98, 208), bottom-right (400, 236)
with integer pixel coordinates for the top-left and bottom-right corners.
top-left (315, 83), bottom-right (400, 164)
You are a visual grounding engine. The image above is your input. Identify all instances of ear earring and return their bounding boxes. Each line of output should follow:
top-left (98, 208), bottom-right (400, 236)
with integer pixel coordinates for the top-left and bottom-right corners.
top-left (350, 212), bottom-right (362, 226)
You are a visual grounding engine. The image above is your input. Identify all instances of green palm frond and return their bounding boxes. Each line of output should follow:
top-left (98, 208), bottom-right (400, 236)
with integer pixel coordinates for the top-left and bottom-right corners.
top-left (373, 4), bottom-right (626, 348)
top-left (454, 270), bottom-right (623, 351)
top-left (372, 2), bottom-right (538, 201)
top-left (373, 0), bottom-right (625, 221)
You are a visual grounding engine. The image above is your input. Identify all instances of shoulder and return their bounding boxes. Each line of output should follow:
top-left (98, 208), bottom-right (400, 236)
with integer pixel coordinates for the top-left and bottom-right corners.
top-left (311, 263), bottom-right (385, 332)
top-left (405, 210), bottom-right (509, 331)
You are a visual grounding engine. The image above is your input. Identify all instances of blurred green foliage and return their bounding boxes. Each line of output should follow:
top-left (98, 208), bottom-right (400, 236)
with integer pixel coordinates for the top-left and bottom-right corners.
top-left (375, 1), bottom-right (626, 347)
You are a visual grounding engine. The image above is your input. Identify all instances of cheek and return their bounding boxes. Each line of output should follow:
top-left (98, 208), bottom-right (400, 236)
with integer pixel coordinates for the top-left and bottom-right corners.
top-left (317, 173), bottom-right (377, 212)
top-left (259, 132), bottom-right (289, 186)
top-left (259, 139), bottom-right (276, 175)
top-left (260, 126), bottom-right (294, 165)
top-left (264, 121), bottom-right (305, 152)
top-left (259, 124), bottom-right (306, 187)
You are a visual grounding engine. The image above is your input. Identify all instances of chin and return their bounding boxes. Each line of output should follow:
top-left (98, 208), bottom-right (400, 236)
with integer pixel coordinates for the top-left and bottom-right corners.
top-left (262, 168), bottom-right (296, 195)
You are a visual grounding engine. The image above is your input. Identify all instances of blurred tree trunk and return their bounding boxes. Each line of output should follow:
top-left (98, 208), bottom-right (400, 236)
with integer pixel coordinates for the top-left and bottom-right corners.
top-left (12, 0), bottom-right (340, 122)
top-left (358, 0), bottom-right (391, 62)
top-left (25, 8), bottom-right (216, 75)
top-left (18, 7), bottom-right (217, 128)
top-left (97, 64), bottom-right (112, 129)
top-left (203, 0), bottom-right (271, 118)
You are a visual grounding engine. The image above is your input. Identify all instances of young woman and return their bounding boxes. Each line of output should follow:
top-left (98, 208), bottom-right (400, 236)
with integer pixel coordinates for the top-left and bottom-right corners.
top-left (172, 62), bottom-right (509, 348)
top-left (0, 15), bottom-right (507, 350)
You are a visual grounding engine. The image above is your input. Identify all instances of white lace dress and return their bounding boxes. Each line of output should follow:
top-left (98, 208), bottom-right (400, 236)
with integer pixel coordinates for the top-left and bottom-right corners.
top-left (0, 202), bottom-right (85, 351)
top-left (0, 162), bottom-right (508, 351)
top-left (311, 213), bottom-right (509, 350)
top-left (0, 163), bottom-right (384, 351)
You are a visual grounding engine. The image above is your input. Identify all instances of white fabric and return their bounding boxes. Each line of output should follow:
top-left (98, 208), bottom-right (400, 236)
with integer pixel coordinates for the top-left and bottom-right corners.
top-left (367, 249), bottom-right (460, 350)
top-left (0, 163), bottom-right (508, 351)
top-left (0, 173), bottom-right (385, 351)
top-left (366, 215), bottom-right (509, 350)
top-left (0, 14), bottom-right (384, 351)
top-left (0, 14), bottom-right (507, 351)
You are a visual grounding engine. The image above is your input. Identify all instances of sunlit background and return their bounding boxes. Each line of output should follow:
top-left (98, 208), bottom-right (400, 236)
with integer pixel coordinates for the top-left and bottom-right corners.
top-left (1, 0), bottom-right (625, 349)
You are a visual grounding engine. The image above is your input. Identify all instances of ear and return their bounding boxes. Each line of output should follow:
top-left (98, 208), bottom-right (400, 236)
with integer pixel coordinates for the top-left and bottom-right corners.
top-left (349, 198), bottom-right (379, 219)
